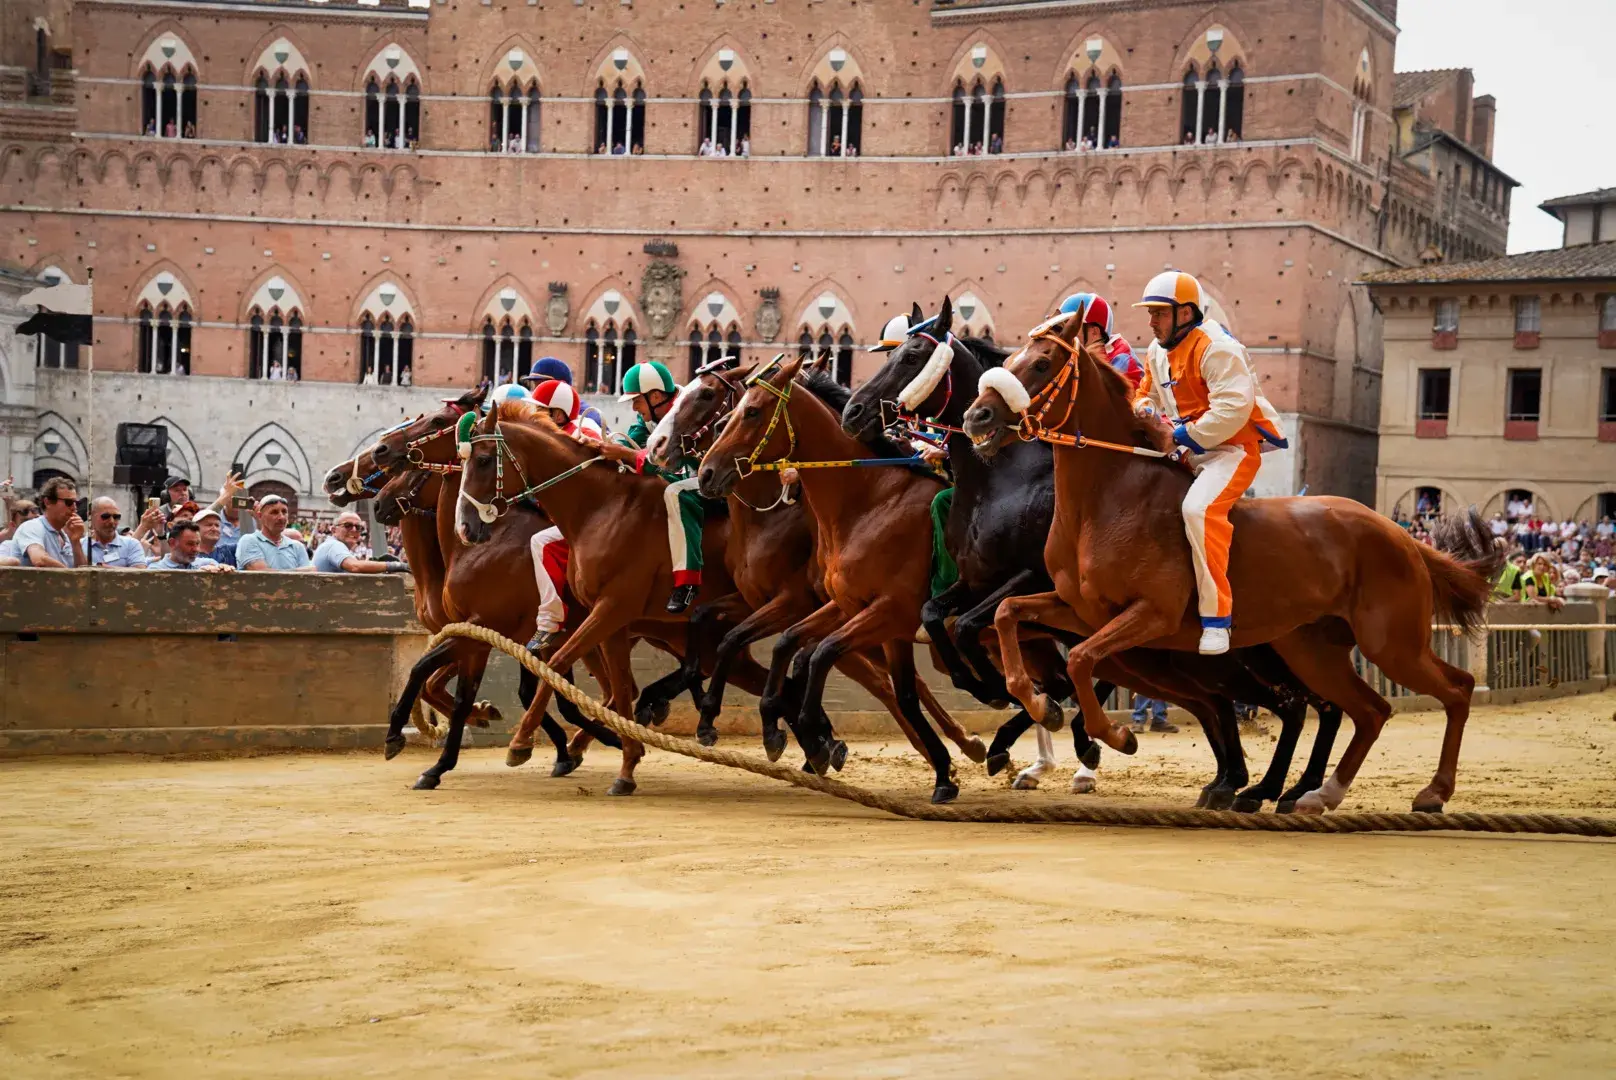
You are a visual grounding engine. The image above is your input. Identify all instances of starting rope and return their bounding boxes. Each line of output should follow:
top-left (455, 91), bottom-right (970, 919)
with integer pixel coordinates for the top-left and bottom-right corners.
top-left (428, 622), bottom-right (1616, 838)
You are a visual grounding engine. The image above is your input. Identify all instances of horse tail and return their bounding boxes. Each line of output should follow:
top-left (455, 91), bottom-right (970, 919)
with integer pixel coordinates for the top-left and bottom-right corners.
top-left (1420, 507), bottom-right (1505, 639)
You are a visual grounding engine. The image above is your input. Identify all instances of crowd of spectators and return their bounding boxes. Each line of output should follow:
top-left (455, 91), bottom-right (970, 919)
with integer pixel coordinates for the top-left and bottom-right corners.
top-left (0, 474), bottom-right (409, 575)
top-left (1397, 495), bottom-right (1615, 604)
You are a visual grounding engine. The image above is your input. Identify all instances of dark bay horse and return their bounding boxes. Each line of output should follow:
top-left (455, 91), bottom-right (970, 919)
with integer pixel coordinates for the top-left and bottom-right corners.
top-left (844, 297), bottom-right (1352, 811)
top-left (697, 355), bottom-right (968, 803)
top-left (963, 310), bottom-right (1502, 813)
top-left (645, 360), bottom-right (989, 768)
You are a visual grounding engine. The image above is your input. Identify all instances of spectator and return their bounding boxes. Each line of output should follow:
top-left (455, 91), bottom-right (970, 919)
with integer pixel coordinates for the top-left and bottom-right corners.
top-left (1523, 553), bottom-right (1566, 610)
top-left (168, 500), bottom-right (200, 525)
top-left (85, 497), bottom-right (146, 568)
top-left (13, 477), bottom-right (85, 568)
top-left (235, 494), bottom-right (312, 571)
top-left (1493, 552), bottom-right (1527, 601)
top-left (313, 512), bottom-right (407, 573)
top-left (160, 475), bottom-right (192, 517)
top-left (1129, 695), bottom-right (1178, 734)
top-left (195, 509), bottom-right (236, 568)
top-left (2, 496), bottom-right (39, 543)
top-left (149, 520), bottom-right (230, 572)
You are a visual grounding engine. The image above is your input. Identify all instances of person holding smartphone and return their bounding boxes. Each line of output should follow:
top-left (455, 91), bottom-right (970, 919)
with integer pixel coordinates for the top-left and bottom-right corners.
top-left (13, 477), bottom-right (85, 568)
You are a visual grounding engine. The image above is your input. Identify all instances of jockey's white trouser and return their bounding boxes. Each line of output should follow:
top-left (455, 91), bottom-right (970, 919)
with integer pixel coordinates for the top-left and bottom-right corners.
top-left (1181, 440), bottom-right (1262, 626)
top-left (665, 476), bottom-right (703, 575)
top-left (529, 525), bottom-right (565, 634)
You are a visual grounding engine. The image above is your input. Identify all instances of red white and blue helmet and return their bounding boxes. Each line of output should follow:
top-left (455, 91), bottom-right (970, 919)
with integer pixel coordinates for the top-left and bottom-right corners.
top-left (532, 378), bottom-right (581, 423)
top-left (1057, 292), bottom-right (1116, 338)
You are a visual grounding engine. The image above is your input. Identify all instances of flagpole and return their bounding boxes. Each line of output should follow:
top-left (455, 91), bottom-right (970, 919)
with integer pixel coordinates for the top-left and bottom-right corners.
top-left (85, 267), bottom-right (93, 500)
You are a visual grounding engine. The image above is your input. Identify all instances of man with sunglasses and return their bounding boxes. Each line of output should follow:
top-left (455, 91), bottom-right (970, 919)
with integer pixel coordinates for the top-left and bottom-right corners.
top-left (85, 497), bottom-right (146, 568)
top-left (13, 476), bottom-right (85, 568)
top-left (313, 511), bottom-right (407, 574)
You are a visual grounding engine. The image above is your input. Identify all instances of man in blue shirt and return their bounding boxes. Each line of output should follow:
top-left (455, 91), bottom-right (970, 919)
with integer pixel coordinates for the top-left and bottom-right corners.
top-left (195, 509), bottom-right (237, 568)
top-left (149, 520), bottom-right (231, 572)
top-left (313, 512), bottom-right (406, 573)
top-left (85, 496), bottom-right (147, 568)
top-left (235, 494), bottom-right (312, 571)
top-left (13, 477), bottom-right (85, 568)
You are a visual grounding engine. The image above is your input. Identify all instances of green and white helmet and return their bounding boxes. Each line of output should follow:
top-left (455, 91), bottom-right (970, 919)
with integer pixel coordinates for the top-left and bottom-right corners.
top-left (618, 360), bottom-right (678, 401)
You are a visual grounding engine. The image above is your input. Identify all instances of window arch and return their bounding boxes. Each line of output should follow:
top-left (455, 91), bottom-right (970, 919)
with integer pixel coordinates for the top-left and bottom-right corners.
top-left (808, 80), bottom-right (863, 157)
top-left (687, 318), bottom-right (742, 375)
top-left (366, 74), bottom-right (420, 150)
top-left (480, 317), bottom-right (531, 385)
top-left (141, 64), bottom-right (197, 139)
top-left (951, 77), bottom-right (1005, 156)
top-left (138, 301), bottom-right (193, 375)
top-left (1064, 68), bottom-right (1122, 151)
top-left (254, 51), bottom-right (310, 146)
top-left (698, 80), bottom-right (751, 157)
top-left (1181, 61), bottom-right (1243, 146)
top-left (595, 80), bottom-right (645, 155)
top-left (248, 306), bottom-right (302, 380)
top-left (583, 319), bottom-right (636, 392)
top-left (487, 78), bottom-right (540, 154)
top-left (1350, 75), bottom-right (1372, 162)
top-left (357, 283), bottom-right (415, 386)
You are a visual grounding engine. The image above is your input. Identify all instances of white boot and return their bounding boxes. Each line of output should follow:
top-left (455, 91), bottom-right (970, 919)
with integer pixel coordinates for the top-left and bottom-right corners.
top-left (1198, 625), bottom-right (1230, 655)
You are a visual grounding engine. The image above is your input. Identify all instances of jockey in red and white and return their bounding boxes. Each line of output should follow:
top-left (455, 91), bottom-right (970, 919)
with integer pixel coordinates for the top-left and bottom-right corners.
top-left (527, 379), bottom-right (601, 650)
top-left (1057, 292), bottom-right (1144, 390)
top-left (1130, 271), bottom-right (1287, 655)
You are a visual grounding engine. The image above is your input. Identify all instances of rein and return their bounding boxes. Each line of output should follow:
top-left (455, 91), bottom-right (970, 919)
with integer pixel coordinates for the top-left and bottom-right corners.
top-left (1013, 329), bottom-right (1170, 460)
top-left (403, 421), bottom-right (465, 474)
top-left (460, 422), bottom-right (600, 524)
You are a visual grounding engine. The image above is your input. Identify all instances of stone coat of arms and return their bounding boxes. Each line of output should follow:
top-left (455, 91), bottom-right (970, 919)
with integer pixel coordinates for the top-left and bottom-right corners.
top-left (545, 283), bottom-right (570, 335)
top-left (755, 289), bottom-right (782, 343)
top-left (640, 262), bottom-right (685, 342)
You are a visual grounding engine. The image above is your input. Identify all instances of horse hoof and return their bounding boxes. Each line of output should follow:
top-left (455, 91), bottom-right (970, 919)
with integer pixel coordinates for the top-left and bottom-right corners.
top-left (1078, 742), bottom-right (1102, 771)
top-left (985, 751), bottom-right (1010, 777)
top-left (961, 736), bottom-right (988, 764)
top-left (1231, 795), bottom-right (1264, 814)
top-left (1117, 728), bottom-right (1139, 756)
top-left (1070, 774), bottom-right (1096, 795)
top-left (636, 698), bottom-right (669, 728)
top-left (1411, 798), bottom-right (1445, 814)
top-left (806, 749), bottom-right (834, 777)
top-left (384, 733), bottom-right (406, 761)
top-left (761, 728), bottom-right (788, 763)
top-left (505, 745), bottom-right (534, 768)
top-left (607, 778), bottom-right (637, 797)
top-left (1033, 695), bottom-right (1065, 732)
top-left (1293, 791), bottom-right (1329, 815)
top-left (931, 782), bottom-right (960, 805)
top-left (1275, 800), bottom-right (1297, 815)
top-left (480, 702), bottom-right (503, 723)
top-left (697, 726), bottom-right (719, 748)
top-left (1194, 789), bottom-right (1211, 809)
top-left (829, 740), bottom-right (849, 772)
top-left (550, 757), bottom-right (579, 778)
top-left (1204, 789), bottom-right (1237, 812)
top-left (411, 773), bottom-right (440, 791)
top-left (1011, 773), bottom-right (1041, 790)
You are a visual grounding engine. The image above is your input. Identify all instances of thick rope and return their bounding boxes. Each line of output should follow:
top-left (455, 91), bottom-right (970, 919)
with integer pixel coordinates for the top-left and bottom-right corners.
top-left (428, 622), bottom-right (1616, 838)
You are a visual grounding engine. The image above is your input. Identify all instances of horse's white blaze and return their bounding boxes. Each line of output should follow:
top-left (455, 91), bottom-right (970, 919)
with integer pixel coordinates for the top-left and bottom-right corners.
top-left (896, 339), bottom-right (954, 410)
top-left (647, 380), bottom-right (699, 462)
top-left (977, 367), bottom-right (1031, 415)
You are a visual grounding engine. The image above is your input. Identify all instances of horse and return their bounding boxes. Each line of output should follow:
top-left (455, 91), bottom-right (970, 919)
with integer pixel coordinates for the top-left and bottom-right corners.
top-left (962, 309), bottom-right (1502, 813)
top-left (697, 354), bottom-right (970, 803)
top-left (644, 359), bottom-right (989, 769)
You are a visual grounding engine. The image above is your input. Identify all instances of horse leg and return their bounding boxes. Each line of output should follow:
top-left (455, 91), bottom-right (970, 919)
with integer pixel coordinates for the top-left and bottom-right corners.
top-left (762, 602), bottom-right (845, 766)
top-left (386, 640), bottom-right (456, 759)
top-left (884, 640), bottom-right (960, 804)
top-left (915, 678), bottom-right (987, 763)
top-left (1065, 601), bottom-right (1187, 752)
top-left (1268, 637), bottom-right (1392, 814)
top-left (699, 591), bottom-right (803, 749)
top-left (594, 631), bottom-right (647, 797)
top-left (1278, 704), bottom-right (1343, 812)
top-left (1012, 725), bottom-right (1060, 790)
top-left (992, 591), bottom-right (1083, 732)
top-left (543, 602), bottom-right (644, 794)
top-left (921, 581), bottom-right (996, 700)
top-left (955, 571), bottom-right (1046, 704)
top-left (794, 599), bottom-right (906, 778)
top-left (412, 643), bottom-right (487, 790)
top-left (986, 709), bottom-right (1033, 777)
top-left (560, 650), bottom-right (623, 755)
top-left (1370, 650), bottom-right (1476, 812)
top-left (422, 667), bottom-right (463, 730)
top-left (1234, 697), bottom-right (1307, 812)
top-left (1200, 699), bottom-right (1249, 811)
top-left (836, 649), bottom-right (931, 759)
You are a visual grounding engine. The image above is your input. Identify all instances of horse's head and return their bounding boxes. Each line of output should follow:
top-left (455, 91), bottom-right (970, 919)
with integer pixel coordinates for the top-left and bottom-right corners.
top-left (842, 299), bottom-right (958, 442)
top-left (647, 360), bottom-right (757, 471)
top-left (373, 468), bottom-right (437, 526)
top-left (365, 385), bottom-right (486, 475)
top-left (454, 405), bottom-right (508, 546)
top-left (322, 450), bottom-right (381, 507)
top-left (963, 309), bottom-right (1086, 457)
top-left (698, 353), bottom-right (802, 499)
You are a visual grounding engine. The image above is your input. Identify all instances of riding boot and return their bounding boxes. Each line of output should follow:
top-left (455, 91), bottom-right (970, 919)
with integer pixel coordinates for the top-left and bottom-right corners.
top-left (666, 583), bottom-right (700, 614)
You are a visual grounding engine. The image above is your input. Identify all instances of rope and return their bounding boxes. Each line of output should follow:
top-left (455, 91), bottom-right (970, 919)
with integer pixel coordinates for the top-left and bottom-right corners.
top-left (427, 622), bottom-right (1616, 838)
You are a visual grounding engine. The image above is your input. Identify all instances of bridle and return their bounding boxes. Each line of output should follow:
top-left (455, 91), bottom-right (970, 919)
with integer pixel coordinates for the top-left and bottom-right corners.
top-left (459, 421), bottom-right (600, 525)
top-left (730, 357), bottom-right (799, 481)
top-left (347, 406), bottom-right (472, 497)
top-left (878, 329), bottom-right (967, 444)
top-left (1009, 326), bottom-right (1170, 460)
top-left (677, 362), bottom-right (747, 461)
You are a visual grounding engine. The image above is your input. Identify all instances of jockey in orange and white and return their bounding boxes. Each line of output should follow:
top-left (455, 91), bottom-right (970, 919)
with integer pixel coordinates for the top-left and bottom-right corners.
top-left (1131, 271), bottom-right (1287, 655)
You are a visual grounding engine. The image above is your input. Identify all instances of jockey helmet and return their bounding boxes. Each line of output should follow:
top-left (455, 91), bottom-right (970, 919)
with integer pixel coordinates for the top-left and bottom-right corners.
top-left (869, 312), bottom-right (914, 353)
top-left (1134, 270), bottom-right (1205, 314)
top-left (532, 378), bottom-right (581, 422)
top-left (1057, 293), bottom-right (1116, 338)
top-left (487, 383), bottom-right (531, 411)
top-left (618, 360), bottom-right (678, 401)
top-left (520, 356), bottom-right (574, 386)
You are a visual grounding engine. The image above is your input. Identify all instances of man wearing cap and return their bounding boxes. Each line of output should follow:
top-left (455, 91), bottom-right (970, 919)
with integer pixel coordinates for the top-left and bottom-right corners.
top-left (1132, 270), bottom-right (1287, 655)
top-left (159, 476), bottom-right (192, 518)
top-left (85, 496), bottom-right (147, 568)
top-left (589, 360), bottom-right (706, 613)
top-left (520, 356), bottom-right (607, 435)
top-left (314, 511), bottom-right (407, 573)
top-left (195, 508), bottom-right (237, 568)
top-left (235, 494), bottom-right (313, 571)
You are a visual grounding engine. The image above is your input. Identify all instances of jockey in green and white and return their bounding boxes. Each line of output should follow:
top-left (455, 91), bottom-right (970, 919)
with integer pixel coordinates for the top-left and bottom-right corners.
top-left (590, 360), bottom-right (707, 614)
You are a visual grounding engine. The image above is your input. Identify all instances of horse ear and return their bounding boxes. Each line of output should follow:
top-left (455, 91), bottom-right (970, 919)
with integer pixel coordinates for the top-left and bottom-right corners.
top-left (459, 384), bottom-right (487, 410)
top-left (910, 301), bottom-right (924, 325)
top-left (936, 295), bottom-right (953, 336)
top-left (1058, 309), bottom-right (1084, 344)
top-left (779, 352), bottom-right (807, 382)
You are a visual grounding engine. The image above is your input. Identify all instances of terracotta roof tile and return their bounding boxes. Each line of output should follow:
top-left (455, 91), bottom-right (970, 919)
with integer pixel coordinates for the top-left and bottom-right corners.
top-left (1359, 241), bottom-right (1616, 286)
top-left (1393, 69), bottom-right (1465, 107)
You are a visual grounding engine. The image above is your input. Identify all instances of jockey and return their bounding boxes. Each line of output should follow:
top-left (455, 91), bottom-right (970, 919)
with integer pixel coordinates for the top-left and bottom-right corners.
top-left (1131, 270), bottom-right (1287, 655)
top-left (520, 356), bottom-right (607, 435)
top-left (590, 360), bottom-right (707, 614)
top-left (1057, 293), bottom-right (1145, 390)
top-left (526, 379), bottom-right (602, 650)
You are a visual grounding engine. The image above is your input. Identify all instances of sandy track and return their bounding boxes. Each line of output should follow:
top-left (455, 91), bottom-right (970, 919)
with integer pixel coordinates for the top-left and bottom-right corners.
top-left (3, 692), bottom-right (1616, 1078)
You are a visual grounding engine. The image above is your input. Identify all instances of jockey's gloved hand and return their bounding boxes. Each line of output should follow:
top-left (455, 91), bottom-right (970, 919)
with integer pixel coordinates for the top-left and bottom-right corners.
top-left (1170, 423), bottom-right (1207, 454)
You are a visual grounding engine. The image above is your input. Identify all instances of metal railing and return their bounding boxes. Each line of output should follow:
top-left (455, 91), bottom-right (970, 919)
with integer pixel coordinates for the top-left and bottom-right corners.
top-left (1353, 630), bottom-right (1472, 699)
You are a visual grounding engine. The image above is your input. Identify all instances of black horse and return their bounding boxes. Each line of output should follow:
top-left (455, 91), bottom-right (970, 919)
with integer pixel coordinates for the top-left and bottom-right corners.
top-left (843, 297), bottom-right (1343, 811)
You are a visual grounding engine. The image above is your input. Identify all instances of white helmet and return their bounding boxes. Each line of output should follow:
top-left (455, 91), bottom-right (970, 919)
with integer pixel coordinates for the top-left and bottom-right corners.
top-left (1134, 270), bottom-right (1206, 313)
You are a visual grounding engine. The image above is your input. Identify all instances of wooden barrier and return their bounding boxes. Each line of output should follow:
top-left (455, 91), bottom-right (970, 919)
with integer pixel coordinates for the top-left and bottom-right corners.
top-left (0, 569), bottom-right (427, 755)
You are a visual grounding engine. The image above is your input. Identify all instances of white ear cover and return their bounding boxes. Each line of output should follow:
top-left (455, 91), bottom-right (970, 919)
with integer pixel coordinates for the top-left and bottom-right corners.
top-left (896, 339), bottom-right (955, 410)
top-left (977, 367), bottom-right (1032, 415)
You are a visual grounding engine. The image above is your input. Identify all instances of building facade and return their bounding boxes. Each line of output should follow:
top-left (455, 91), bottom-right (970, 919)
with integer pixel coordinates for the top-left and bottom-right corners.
top-left (0, 0), bottom-right (1510, 510)
top-left (1364, 230), bottom-right (1616, 525)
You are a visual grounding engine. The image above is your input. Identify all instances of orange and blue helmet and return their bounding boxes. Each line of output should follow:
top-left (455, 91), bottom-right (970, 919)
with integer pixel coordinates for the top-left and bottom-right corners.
top-left (1133, 270), bottom-right (1205, 312)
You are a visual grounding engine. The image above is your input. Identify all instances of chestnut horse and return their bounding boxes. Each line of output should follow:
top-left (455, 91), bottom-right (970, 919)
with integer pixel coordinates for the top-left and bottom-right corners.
top-left (645, 360), bottom-right (988, 768)
top-left (963, 310), bottom-right (1502, 813)
top-left (698, 355), bottom-right (969, 803)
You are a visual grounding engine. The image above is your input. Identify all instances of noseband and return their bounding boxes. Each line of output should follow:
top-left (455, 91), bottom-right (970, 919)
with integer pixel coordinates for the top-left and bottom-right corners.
top-left (460, 422), bottom-right (600, 525)
top-left (1002, 329), bottom-right (1170, 459)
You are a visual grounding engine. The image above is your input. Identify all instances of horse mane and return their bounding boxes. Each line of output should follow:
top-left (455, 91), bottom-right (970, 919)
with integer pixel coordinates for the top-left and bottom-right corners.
top-left (1072, 338), bottom-right (1173, 455)
top-left (801, 367), bottom-right (912, 459)
top-left (958, 336), bottom-right (1010, 368)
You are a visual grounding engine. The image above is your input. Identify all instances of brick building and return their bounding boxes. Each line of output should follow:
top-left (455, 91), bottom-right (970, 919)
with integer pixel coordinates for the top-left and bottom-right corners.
top-left (0, 0), bottom-right (1512, 510)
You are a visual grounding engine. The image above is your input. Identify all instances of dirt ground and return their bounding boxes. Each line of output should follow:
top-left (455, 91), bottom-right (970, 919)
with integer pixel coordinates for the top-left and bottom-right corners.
top-left (4, 691), bottom-right (1616, 1079)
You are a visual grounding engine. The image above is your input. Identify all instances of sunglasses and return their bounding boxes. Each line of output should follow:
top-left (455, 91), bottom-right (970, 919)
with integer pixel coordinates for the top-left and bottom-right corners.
top-left (336, 522), bottom-right (362, 530)
top-left (99, 512), bottom-right (121, 521)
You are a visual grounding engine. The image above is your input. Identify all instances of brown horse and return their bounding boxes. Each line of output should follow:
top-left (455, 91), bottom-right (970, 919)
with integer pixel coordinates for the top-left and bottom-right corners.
top-left (698, 355), bottom-right (969, 803)
top-left (455, 399), bottom-right (771, 794)
top-left (646, 361), bottom-right (988, 766)
top-left (962, 311), bottom-right (1502, 813)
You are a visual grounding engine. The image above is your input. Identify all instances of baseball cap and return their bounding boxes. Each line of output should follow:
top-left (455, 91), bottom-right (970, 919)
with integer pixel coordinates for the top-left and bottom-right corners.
top-left (257, 494), bottom-right (289, 508)
top-left (194, 508), bottom-right (222, 523)
top-left (163, 475), bottom-right (190, 490)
